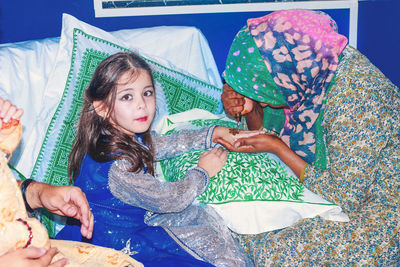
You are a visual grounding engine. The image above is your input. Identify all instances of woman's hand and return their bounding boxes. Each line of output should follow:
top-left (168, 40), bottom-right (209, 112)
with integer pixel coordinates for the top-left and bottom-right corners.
top-left (0, 247), bottom-right (68, 267)
top-left (216, 133), bottom-right (282, 154)
top-left (221, 84), bottom-right (247, 117)
top-left (197, 147), bottom-right (228, 178)
top-left (216, 133), bottom-right (307, 178)
top-left (221, 84), bottom-right (264, 130)
top-left (25, 182), bottom-right (94, 239)
top-left (212, 126), bottom-right (264, 146)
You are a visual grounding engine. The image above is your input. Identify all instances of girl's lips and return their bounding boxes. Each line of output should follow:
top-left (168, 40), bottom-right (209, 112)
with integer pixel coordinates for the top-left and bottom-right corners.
top-left (136, 116), bottom-right (148, 122)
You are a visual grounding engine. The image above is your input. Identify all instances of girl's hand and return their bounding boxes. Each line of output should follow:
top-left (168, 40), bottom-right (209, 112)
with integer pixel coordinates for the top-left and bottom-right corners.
top-left (0, 247), bottom-right (68, 267)
top-left (212, 126), bottom-right (264, 147)
top-left (0, 98), bottom-right (24, 129)
top-left (197, 147), bottom-right (228, 178)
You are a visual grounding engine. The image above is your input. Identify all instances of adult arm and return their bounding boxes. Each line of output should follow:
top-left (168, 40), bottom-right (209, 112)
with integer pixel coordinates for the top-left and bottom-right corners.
top-left (18, 180), bottom-right (94, 239)
top-left (216, 133), bottom-right (307, 178)
top-left (301, 47), bottom-right (400, 212)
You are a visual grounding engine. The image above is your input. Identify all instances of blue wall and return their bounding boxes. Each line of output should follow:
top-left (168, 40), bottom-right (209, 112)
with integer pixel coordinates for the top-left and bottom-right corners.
top-left (0, 0), bottom-right (399, 87)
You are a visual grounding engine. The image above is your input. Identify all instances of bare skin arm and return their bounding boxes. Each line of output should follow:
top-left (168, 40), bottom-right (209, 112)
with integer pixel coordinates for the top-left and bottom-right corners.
top-left (216, 134), bottom-right (306, 178)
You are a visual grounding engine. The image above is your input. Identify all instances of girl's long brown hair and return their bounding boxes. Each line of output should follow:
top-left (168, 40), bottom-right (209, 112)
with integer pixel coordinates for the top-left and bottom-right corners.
top-left (68, 52), bottom-right (154, 181)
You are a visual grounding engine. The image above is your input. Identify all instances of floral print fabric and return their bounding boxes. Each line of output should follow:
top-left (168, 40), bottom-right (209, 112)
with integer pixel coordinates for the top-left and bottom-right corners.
top-left (232, 46), bottom-right (400, 266)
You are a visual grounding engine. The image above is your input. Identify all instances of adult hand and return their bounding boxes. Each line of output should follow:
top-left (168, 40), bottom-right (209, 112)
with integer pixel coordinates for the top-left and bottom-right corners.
top-left (221, 84), bottom-right (265, 130)
top-left (0, 247), bottom-right (68, 267)
top-left (216, 133), bottom-right (282, 154)
top-left (197, 147), bottom-right (228, 178)
top-left (216, 134), bottom-right (307, 178)
top-left (212, 126), bottom-right (264, 146)
top-left (0, 98), bottom-right (24, 128)
top-left (221, 83), bottom-right (246, 117)
top-left (27, 182), bottom-right (94, 239)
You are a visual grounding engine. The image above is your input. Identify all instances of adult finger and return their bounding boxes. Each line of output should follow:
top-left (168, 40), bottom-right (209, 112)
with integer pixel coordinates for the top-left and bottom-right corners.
top-left (220, 149), bottom-right (228, 162)
top-left (3, 105), bottom-right (16, 122)
top-left (67, 188), bottom-right (90, 224)
top-left (216, 146), bottom-right (226, 157)
top-left (19, 247), bottom-right (47, 259)
top-left (85, 211), bottom-right (94, 239)
top-left (0, 100), bottom-right (11, 118)
top-left (214, 138), bottom-right (235, 151)
top-left (49, 257), bottom-right (69, 267)
top-left (13, 108), bottom-right (24, 120)
top-left (36, 247), bottom-right (58, 266)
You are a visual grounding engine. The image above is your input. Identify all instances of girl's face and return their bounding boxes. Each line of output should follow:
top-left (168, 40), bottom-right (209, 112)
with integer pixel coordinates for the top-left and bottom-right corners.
top-left (109, 70), bottom-right (156, 136)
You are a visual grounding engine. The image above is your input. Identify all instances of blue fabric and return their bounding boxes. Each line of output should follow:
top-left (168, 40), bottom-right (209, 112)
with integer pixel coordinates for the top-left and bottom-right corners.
top-left (56, 154), bottom-right (212, 267)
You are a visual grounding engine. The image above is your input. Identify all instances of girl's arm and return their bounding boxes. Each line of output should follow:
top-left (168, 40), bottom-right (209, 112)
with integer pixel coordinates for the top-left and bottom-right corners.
top-left (153, 126), bottom-right (263, 161)
top-left (108, 159), bottom-right (209, 213)
top-left (152, 127), bottom-right (215, 160)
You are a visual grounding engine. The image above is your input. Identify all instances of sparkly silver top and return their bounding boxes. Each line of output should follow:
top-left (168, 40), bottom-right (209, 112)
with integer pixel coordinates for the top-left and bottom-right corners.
top-left (108, 127), bottom-right (251, 266)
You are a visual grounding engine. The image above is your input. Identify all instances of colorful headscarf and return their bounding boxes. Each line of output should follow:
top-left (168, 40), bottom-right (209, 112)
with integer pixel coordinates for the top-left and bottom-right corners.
top-left (223, 9), bottom-right (348, 165)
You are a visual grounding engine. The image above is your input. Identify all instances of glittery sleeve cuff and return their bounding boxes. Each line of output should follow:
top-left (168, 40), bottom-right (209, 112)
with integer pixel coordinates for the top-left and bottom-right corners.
top-left (187, 166), bottom-right (209, 194)
top-left (206, 125), bottom-right (217, 149)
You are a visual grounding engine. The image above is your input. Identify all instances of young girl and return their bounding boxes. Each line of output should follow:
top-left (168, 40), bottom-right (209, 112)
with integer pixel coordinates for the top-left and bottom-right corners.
top-left (56, 52), bottom-right (253, 267)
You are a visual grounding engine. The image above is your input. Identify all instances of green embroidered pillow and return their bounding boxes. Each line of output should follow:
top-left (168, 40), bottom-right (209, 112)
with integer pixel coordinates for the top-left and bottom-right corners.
top-left (160, 119), bottom-right (304, 205)
top-left (26, 14), bottom-right (222, 237)
top-left (155, 110), bottom-right (348, 234)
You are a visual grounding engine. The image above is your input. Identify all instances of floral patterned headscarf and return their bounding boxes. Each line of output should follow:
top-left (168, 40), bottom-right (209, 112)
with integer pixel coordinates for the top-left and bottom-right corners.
top-left (223, 9), bottom-right (348, 164)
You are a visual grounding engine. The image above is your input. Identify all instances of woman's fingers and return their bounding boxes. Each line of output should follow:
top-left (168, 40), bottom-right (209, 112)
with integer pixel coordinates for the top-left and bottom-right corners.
top-left (222, 84), bottom-right (246, 116)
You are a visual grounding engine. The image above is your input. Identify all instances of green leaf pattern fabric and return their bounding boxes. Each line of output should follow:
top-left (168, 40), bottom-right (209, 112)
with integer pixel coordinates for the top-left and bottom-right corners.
top-left (160, 119), bottom-right (304, 204)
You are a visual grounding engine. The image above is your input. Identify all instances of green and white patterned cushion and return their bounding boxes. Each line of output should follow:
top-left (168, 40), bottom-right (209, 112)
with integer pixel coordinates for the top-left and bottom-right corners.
top-left (26, 15), bottom-right (222, 237)
top-left (161, 119), bottom-right (304, 205)
top-left (155, 110), bottom-right (348, 234)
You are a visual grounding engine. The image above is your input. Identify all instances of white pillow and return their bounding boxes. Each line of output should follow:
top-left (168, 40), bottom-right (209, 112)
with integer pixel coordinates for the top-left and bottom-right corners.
top-left (154, 109), bottom-right (349, 234)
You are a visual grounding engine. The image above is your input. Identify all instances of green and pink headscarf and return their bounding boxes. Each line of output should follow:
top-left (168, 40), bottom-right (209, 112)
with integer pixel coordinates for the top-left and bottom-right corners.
top-left (223, 9), bottom-right (348, 165)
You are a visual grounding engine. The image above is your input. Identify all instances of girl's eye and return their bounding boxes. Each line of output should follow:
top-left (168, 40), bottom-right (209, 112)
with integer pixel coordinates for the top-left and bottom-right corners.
top-left (144, 90), bottom-right (154, 97)
top-left (121, 94), bottom-right (133, 101)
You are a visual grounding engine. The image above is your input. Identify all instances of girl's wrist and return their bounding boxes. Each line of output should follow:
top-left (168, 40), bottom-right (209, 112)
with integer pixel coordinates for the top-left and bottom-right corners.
top-left (211, 126), bottom-right (224, 140)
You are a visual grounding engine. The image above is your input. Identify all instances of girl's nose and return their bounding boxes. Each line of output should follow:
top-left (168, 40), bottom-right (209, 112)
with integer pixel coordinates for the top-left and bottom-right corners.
top-left (136, 96), bottom-right (146, 109)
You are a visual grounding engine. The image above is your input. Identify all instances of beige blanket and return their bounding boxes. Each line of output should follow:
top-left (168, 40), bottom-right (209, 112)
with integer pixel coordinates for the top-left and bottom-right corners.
top-left (0, 122), bottom-right (143, 266)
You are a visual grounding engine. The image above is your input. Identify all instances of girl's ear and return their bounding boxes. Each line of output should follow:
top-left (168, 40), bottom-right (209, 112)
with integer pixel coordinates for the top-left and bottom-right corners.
top-left (93, 100), bottom-right (107, 118)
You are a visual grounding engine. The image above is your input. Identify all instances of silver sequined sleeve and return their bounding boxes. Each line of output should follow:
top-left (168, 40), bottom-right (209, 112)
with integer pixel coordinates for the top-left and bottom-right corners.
top-left (108, 159), bottom-right (209, 213)
top-left (152, 126), bottom-right (216, 160)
